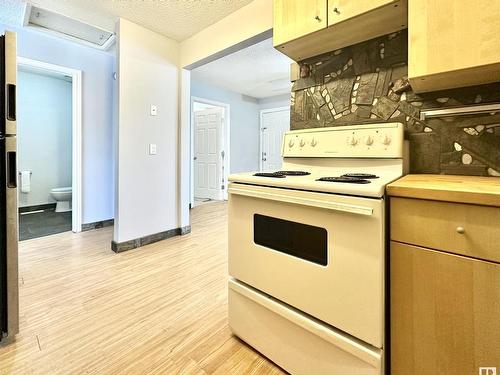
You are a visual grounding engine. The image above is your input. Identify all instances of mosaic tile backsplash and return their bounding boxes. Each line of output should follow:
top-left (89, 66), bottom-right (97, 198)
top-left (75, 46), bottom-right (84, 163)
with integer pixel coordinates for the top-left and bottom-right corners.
top-left (291, 30), bottom-right (500, 176)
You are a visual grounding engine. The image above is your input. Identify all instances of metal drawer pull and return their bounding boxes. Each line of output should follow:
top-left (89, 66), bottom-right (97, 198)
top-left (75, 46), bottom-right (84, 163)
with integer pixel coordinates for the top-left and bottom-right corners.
top-left (456, 226), bottom-right (465, 234)
top-left (229, 186), bottom-right (373, 216)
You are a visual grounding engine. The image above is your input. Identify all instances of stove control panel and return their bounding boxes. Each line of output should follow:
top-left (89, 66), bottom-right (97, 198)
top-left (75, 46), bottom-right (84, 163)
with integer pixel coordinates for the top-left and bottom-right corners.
top-left (282, 122), bottom-right (404, 158)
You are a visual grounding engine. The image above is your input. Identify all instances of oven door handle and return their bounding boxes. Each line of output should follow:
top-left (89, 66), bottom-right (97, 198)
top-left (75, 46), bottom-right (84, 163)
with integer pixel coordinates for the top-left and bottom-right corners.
top-left (228, 186), bottom-right (373, 216)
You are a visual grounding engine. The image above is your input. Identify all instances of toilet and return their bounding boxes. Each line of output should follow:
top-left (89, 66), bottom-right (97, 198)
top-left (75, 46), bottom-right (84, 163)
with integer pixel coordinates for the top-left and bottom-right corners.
top-left (50, 187), bottom-right (72, 212)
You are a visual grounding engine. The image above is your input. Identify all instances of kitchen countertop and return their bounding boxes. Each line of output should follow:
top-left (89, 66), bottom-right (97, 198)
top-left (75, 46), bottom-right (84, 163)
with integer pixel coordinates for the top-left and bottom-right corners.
top-left (386, 174), bottom-right (500, 207)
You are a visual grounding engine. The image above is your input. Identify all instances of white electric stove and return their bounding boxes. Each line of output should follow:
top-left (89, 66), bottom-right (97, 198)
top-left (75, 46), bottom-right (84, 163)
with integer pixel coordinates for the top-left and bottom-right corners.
top-left (227, 123), bottom-right (406, 375)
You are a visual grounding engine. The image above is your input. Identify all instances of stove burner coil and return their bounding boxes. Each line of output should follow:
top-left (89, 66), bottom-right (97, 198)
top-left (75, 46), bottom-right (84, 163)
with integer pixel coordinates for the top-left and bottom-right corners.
top-left (341, 173), bottom-right (379, 179)
top-left (316, 176), bottom-right (371, 184)
top-left (276, 171), bottom-right (311, 176)
top-left (253, 172), bottom-right (286, 178)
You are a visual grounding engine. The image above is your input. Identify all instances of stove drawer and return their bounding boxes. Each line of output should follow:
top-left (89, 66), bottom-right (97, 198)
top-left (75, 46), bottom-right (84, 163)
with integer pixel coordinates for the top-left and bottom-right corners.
top-left (229, 279), bottom-right (383, 375)
top-left (228, 183), bottom-right (385, 348)
top-left (391, 197), bottom-right (500, 263)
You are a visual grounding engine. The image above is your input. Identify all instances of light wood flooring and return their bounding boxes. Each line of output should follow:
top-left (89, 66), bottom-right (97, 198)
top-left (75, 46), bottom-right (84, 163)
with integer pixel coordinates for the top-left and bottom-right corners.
top-left (0, 201), bottom-right (285, 374)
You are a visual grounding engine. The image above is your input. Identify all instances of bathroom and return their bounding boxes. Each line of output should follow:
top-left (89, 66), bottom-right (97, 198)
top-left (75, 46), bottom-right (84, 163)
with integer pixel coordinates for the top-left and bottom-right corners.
top-left (17, 66), bottom-right (73, 241)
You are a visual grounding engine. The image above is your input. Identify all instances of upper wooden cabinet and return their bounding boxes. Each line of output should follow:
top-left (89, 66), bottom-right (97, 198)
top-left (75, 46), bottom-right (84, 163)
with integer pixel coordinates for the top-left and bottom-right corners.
top-left (409, 0), bottom-right (500, 92)
top-left (273, 0), bottom-right (327, 46)
top-left (273, 0), bottom-right (407, 61)
top-left (328, 0), bottom-right (396, 26)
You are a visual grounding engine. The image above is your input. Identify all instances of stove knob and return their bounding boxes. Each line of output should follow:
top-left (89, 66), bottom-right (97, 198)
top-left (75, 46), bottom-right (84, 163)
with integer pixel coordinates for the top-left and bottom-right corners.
top-left (311, 138), bottom-right (318, 147)
top-left (299, 139), bottom-right (306, 147)
top-left (347, 136), bottom-right (358, 146)
top-left (365, 136), bottom-right (374, 146)
top-left (381, 134), bottom-right (392, 145)
top-left (288, 139), bottom-right (295, 148)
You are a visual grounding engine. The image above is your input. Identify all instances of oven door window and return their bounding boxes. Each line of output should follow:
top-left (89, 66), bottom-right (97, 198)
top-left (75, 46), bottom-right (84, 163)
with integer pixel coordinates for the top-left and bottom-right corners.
top-left (253, 214), bottom-right (328, 266)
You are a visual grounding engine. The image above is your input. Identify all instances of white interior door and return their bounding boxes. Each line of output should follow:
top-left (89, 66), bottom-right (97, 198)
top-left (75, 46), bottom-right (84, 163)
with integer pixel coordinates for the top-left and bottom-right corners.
top-left (261, 108), bottom-right (290, 171)
top-left (194, 108), bottom-right (223, 200)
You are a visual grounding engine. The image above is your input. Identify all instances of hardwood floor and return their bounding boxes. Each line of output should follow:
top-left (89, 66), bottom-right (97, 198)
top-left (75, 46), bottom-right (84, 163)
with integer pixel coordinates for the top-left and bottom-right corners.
top-left (0, 201), bottom-right (285, 374)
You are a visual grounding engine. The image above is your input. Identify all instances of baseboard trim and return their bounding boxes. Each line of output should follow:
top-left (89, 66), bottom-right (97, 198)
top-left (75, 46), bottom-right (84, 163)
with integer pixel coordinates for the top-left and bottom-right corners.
top-left (111, 225), bottom-right (192, 253)
top-left (180, 225), bottom-right (191, 235)
top-left (82, 219), bottom-right (114, 232)
top-left (19, 203), bottom-right (56, 213)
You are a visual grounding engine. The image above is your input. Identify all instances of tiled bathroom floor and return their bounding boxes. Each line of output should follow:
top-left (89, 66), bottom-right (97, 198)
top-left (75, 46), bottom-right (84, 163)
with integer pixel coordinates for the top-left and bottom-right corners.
top-left (19, 209), bottom-right (72, 241)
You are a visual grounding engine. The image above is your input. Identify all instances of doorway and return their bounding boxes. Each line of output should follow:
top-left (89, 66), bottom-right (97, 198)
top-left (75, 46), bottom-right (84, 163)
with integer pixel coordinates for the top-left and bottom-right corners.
top-left (16, 58), bottom-right (82, 239)
top-left (191, 97), bottom-right (230, 207)
top-left (187, 37), bottom-right (292, 215)
top-left (260, 107), bottom-right (290, 171)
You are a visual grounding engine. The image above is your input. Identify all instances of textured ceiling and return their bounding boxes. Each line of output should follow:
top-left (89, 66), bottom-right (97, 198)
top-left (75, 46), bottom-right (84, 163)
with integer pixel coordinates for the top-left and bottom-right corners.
top-left (0, 0), bottom-right (255, 41)
top-left (191, 38), bottom-right (292, 99)
top-left (0, 0), bottom-right (26, 26)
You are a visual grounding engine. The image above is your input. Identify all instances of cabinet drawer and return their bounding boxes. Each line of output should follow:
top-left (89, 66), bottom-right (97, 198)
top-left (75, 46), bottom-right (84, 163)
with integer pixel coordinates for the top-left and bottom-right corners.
top-left (391, 197), bottom-right (500, 263)
top-left (391, 242), bottom-right (500, 375)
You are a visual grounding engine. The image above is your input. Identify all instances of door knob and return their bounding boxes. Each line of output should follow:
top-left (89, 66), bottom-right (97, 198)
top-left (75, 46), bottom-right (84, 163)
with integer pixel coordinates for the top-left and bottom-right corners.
top-left (315, 15), bottom-right (321, 22)
top-left (193, 156), bottom-right (197, 160)
top-left (456, 226), bottom-right (465, 234)
top-left (333, 7), bottom-right (340, 14)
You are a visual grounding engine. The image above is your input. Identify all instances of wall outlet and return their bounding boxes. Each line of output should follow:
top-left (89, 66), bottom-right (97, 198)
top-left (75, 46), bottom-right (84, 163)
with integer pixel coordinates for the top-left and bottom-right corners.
top-left (150, 105), bottom-right (157, 116)
top-left (149, 143), bottom-right (157, 155)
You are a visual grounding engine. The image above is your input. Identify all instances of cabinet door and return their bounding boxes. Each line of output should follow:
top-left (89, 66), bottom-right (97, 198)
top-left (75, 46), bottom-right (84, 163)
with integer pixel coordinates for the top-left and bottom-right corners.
top-left (273, 0), bottom-right (327, 46)
top-left (409, 0), bottom-right (500, 92)
top-left (328, 0), bottom-right (398, 26)
top-left (391, 242), bottom-right (500, 375)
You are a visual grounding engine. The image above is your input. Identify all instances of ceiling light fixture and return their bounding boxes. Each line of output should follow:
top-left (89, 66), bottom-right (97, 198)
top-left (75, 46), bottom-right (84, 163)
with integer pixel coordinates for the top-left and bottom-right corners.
top-left (23, 4), bottom-right (116, 51)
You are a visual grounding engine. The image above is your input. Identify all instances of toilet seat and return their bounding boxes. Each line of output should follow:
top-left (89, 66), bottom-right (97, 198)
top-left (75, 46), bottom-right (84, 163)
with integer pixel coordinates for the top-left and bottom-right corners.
top-left (51, 187), bottom-right (72, 193)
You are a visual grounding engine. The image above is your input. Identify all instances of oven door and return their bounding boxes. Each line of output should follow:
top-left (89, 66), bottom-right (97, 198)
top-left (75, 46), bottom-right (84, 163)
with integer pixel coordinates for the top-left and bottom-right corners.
top-left (228, 182), bottom-right (385, 348)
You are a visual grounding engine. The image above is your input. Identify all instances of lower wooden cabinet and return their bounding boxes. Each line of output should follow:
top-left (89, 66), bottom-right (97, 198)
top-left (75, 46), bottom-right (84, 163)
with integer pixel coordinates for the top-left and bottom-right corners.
top-left (391, 242), bottom-right (500, 375)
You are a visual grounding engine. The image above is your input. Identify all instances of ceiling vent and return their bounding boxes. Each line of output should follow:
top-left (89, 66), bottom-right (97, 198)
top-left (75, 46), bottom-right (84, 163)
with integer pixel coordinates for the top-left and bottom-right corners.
top-left (23, 4), bottom-right (115, 50)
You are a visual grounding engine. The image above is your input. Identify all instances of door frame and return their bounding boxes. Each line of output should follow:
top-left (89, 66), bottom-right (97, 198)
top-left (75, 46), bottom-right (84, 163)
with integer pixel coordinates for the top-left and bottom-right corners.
top-left (259, 106), bottom-right (290, 171)
top-left (190, 96), bottom-right (230, 205)
top-left (17, 57), bottom-right (83, 233)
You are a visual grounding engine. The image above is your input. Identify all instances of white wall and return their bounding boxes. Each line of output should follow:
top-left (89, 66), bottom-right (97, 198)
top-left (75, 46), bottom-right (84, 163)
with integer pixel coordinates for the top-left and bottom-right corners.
top-left (193, 102), bottom-right (218, 111)
top-left (178, 69), bottom-right (191, 229)
top-left (191, 80), bottom-right (261, 173)
top-left (17, 70), bottom-right (72, 207)
top-left (180, 0), bottom-right (273, 68)
top-left (0, 23), bottom-right (116, 224)
top-left (115, 18), bottom-right (180, 243)
top-left (258, 94), bottom-right (291, 110)
top-left (178, 0), bottom-right (274, 230)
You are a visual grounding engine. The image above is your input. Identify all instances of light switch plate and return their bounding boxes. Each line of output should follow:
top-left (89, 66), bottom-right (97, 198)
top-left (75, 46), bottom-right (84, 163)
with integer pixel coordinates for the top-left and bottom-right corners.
top-left (149, 143), bottom-right (157, 155)
top-left (150, 105), bottom-right (157, 116)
